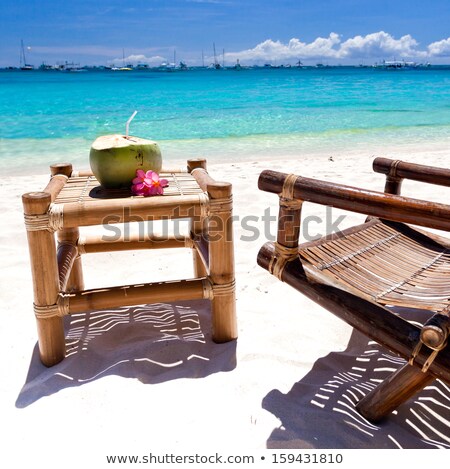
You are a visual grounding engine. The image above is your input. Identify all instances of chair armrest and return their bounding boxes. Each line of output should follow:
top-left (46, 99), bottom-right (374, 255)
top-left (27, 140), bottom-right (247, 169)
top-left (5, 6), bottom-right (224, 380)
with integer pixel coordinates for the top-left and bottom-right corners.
top-left (373, 158), bottom-right (450, 194)
top-left (258, 170), bottom-right (450, 232)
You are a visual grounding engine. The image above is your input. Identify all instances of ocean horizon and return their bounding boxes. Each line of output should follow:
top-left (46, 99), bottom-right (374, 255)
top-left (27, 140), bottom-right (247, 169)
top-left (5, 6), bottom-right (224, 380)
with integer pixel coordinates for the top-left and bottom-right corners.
top-left (1, 67), bottom-right (449, 175)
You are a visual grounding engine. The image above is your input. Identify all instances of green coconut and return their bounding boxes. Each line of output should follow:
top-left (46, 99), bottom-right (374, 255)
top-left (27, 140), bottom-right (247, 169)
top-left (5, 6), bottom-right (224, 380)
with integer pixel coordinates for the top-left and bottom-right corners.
top-left (89, 134), bottom-right (162, 188)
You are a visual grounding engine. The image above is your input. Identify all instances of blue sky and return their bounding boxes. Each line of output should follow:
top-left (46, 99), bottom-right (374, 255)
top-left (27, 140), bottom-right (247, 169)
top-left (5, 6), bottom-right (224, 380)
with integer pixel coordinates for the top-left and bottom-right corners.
top-left (1, 0), bottom-right (450, 66)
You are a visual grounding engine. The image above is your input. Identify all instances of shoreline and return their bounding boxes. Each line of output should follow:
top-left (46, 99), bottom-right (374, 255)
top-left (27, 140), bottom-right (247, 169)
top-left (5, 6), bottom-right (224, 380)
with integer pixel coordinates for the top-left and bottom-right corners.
top-left (1, 131), bottom-right (450, 177)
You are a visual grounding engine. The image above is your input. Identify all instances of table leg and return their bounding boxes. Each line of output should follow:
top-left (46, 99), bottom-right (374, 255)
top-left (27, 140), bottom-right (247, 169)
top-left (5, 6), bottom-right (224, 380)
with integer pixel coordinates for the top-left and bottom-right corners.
top-left (207, 181), bottom-right (237, 342)
top-left (23, 192), bottom-right (65, 366)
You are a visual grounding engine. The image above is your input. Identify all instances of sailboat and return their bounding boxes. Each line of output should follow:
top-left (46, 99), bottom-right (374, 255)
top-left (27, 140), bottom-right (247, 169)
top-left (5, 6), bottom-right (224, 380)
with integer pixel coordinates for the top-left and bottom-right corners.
top-left (113, 49), bottom-right (133, 71)
top-left (171, 50), bottom-right (188, 70)
top-left (157, 50), bottom-right (177, 71)
top-left (211, 43), bottom-right (222, 69)
top-left (20, 40), bottom-right (34, 70)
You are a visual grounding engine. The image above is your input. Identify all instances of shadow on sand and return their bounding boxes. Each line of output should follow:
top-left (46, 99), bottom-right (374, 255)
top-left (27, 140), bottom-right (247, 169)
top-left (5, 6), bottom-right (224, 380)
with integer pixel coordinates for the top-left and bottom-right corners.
top-left (17, 299), bottom-right (236, 408)
top-left (263, 309), bottom-right (450, 449)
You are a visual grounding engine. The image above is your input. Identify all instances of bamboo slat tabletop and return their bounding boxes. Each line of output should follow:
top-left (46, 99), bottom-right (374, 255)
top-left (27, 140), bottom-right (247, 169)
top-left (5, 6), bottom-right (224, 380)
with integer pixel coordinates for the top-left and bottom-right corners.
top-left (54, 172), bottom-right (205, 205)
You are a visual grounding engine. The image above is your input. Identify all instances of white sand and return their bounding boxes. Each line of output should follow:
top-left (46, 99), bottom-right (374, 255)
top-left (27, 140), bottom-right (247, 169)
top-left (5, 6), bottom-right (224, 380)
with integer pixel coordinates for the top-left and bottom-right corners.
top-left (1, 148), bottom-right (450, 466)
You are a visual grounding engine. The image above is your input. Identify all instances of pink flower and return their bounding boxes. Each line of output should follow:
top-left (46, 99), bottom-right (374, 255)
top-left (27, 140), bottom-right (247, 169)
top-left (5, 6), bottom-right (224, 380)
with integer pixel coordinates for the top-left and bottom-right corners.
top-left (131, 169), bottom-right (147, 195)
top-left (131, 170), bottom-right (168, 196)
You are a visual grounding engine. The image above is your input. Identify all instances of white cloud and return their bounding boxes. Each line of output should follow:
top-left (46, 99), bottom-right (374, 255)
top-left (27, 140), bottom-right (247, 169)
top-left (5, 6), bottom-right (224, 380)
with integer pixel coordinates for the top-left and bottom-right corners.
top-left (109, 54), bottom-right (165, 65)
top-left (301, 33), bottom-right (341, 57)
top-left (226, 31), bottom-right (450, 64)
top-left (225, 34), bottom-right (342, 63)
top-left (339, 31), bottom-right (420, 58)
top-left (427, 37), bottom-right (450, 57)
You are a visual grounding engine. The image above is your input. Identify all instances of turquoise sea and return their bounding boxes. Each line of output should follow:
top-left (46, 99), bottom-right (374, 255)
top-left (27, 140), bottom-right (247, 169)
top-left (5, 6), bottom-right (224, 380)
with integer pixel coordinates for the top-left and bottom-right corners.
top-left (1, 67), bottom-right (450, 174)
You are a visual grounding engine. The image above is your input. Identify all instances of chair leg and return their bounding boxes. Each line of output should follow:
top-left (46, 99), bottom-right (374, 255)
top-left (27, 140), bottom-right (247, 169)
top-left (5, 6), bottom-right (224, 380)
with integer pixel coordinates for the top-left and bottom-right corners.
top-left (356, 363), bottom-right (435, 422)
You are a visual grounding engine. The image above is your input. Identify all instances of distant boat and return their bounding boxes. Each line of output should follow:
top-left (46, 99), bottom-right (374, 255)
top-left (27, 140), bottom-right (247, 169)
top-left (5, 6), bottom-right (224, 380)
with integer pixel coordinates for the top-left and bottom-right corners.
top-left (39, 62), bottom-right (55, 71)
top-left (212, 43), bottom-right (222, 69)
top-left (112, 49), bottom-right (133, 70)
top-left (376, 60), bottom-right (415, 70)
top-left (374, 60), bottom-right (430, 70)
top-left (156, 61), bottom-right (175, 72)
top-left (60, 61), bottom-right (86, 72)
top-left (20, 40), bottom-right (34, 70)
top-left (155, 51), bottom-right (187, 71)
top-left (111, 64), bottom-right (133, 71)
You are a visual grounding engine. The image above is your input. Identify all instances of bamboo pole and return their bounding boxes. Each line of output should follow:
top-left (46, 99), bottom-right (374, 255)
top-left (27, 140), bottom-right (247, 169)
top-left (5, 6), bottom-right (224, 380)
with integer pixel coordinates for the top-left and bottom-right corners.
top-left (53, 163), bottom-right (92, 179)
top-left (258, 170), bottom-right (450, 232)
top-left (57, 243), bottom-right (78, 291)
top-left (207, 181), bottom-right (237, 342)
top-left (57, 194), bottom-right (206, 228)
top-left (373, 158), bottom-right (404, 195)
top-left (22, 191), bottom-right (65, 366)
top-left (188, 159), bottom-right (209, 277)
top-left (192, 235), bottom-right (208, 277)
top-left (421, 312), bottom-right (450, 350)
top-left (50, 163), bottom-right (73, 178)
top-left (383, 178), bottom-right (403, 195)
top-left (373, 157), bottom-right (450, 188)
top-left (78, 232), bottom-right (188, 254)
top-left (268, 174), bottom-right (304, 280)
top-left (44, 174), bottom-right (69, 201)
top-left (277, 202), bottom-right (302, 249)
top-left (42, 163), bottom-right (72, 202)
top-left (49, 163), bottom-right (85, 292)
top-left (57, 227), bottom-right (84, 292)
top-left (66, 279), bottom-right (208, 314)
top-left (71, 169), bottom-right (93, 177)
top-left (355, 363), bottom-right (435, 422)
top-left (193, 235), bottom-right (209, 275)
top-left (191, 168), bottom-right (215, 192)
top-left (257, 241), bottom-right (450, 384)
top-left (187, 158), bottom-right (207, 173)
top-left (383, 171), bottom-right (403, 195)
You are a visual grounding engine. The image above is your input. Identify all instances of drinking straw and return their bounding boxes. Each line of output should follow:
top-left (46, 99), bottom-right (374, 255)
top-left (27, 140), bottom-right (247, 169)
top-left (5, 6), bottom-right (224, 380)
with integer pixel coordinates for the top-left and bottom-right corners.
top-left (126, 110), bottom-right (138, 137)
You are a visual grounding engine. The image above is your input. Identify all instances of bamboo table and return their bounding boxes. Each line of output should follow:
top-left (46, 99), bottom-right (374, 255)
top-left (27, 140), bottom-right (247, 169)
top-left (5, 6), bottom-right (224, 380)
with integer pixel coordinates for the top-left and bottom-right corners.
top-left (23, 159), bottom-right (237, 366)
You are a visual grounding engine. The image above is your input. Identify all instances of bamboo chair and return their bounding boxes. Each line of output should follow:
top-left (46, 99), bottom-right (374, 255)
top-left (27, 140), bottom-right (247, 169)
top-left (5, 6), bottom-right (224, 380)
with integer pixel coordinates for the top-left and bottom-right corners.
top-left (257, 158), bottom-right (450, 422)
